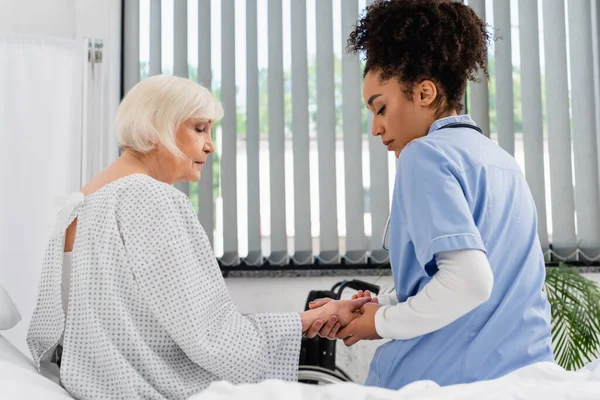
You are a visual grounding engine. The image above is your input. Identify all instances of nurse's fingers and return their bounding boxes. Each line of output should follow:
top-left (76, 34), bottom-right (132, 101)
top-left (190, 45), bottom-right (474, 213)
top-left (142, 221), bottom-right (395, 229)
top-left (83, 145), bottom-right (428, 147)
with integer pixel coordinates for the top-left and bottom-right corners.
top-left (308, 297), bottom-right (333, 309)
top-left (347, 297), bottom-right (371, 311)
top-left (343, 334), bottom-right (360, 347)
top-left (317, 315), bottom-right (339, 338)
top-left (305, 319), bottom-right (323, 338)
top-left (338, 324), bottom-right (359, 346)
top-left (337, 323), bottom-right (354, 340)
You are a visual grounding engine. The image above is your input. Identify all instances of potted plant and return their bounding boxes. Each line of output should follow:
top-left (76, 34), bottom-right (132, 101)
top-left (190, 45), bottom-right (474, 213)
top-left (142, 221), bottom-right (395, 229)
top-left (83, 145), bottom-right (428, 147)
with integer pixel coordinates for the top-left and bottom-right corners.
top-left (544, 264), bottom-right (600, 370)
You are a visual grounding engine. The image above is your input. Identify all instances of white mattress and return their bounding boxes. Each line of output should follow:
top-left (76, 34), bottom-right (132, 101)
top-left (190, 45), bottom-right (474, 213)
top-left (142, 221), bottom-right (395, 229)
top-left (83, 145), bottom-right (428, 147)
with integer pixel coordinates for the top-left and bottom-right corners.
top-left (190, 361), bottom-right (600, 400)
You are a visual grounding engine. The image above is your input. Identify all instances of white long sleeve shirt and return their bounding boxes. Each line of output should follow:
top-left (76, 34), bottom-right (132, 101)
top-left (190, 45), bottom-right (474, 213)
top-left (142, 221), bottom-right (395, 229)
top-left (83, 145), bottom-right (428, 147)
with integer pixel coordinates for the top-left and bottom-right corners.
top-left (375, 249), bottom-right (494, 340)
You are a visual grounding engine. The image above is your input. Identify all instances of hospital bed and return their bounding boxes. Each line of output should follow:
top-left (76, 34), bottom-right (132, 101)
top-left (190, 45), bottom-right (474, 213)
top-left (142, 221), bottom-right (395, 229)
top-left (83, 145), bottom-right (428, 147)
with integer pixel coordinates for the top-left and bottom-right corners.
top-left (3, 283), bottom-right (600, 399)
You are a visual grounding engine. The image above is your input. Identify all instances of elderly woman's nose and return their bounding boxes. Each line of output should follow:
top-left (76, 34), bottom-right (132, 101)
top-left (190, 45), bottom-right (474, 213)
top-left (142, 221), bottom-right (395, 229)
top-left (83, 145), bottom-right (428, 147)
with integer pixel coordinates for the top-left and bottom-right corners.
top-left (204, 136), bottom-right (215, 153)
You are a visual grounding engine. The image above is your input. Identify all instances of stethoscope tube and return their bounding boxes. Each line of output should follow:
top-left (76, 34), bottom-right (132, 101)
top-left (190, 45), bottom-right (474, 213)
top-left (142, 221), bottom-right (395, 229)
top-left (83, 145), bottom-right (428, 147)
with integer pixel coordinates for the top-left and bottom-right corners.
top-left (382, 215), bottom-right (391, 252)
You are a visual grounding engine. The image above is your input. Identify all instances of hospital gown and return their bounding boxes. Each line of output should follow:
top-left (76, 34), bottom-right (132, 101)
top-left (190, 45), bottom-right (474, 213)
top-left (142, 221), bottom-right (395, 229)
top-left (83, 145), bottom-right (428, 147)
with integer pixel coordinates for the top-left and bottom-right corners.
top-left (27, 174), bottom-right (302, 400)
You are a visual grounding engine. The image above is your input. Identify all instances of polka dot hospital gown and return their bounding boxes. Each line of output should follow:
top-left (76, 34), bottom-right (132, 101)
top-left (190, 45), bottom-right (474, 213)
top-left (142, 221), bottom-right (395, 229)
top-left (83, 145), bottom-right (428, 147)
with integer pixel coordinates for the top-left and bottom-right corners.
top-left (27, 174), bottom-right (302, 399)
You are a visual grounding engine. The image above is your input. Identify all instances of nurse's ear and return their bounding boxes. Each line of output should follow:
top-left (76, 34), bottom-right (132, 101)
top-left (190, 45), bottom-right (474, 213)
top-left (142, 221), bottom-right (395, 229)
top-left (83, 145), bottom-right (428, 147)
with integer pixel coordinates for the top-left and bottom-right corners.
top-left (417, 80), bottom-right (438, 107)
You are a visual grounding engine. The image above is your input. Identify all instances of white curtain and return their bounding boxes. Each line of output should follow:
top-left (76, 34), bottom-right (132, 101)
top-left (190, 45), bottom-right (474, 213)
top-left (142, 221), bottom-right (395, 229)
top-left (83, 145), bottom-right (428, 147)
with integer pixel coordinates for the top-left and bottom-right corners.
top-left (81, 39), bottom-right (107, 186)
top-left (0, 35), bottom-right (84, 354)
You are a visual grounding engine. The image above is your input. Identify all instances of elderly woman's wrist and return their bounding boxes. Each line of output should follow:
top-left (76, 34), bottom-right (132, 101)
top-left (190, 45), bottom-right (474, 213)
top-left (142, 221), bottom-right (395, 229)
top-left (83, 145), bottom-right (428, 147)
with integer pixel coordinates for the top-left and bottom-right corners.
top-left (299, 309), bottom-right (325, 333)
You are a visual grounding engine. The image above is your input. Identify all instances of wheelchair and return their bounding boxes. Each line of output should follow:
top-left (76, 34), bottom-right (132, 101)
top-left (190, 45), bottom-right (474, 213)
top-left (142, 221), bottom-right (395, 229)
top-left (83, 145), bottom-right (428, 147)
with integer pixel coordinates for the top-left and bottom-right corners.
top-left (297, 279), bottom-right (380, 384)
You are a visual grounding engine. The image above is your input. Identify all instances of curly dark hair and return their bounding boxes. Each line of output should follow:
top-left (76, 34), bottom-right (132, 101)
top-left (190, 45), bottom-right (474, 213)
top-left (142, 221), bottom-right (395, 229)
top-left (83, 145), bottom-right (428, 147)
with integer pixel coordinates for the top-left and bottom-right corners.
top-left (348, 0), bottom-right (491, 113)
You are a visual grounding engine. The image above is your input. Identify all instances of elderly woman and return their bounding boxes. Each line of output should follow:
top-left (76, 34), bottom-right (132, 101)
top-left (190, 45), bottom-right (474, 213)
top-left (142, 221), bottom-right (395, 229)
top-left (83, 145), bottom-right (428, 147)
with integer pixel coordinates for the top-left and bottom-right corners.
top-left (27, 75), bottom-right (367, 400)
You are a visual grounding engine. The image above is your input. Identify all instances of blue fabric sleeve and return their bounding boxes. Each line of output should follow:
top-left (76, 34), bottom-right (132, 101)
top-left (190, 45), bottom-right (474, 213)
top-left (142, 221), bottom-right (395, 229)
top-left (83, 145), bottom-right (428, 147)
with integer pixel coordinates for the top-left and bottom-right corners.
top-left (395, 140), bottom-right (486, 267)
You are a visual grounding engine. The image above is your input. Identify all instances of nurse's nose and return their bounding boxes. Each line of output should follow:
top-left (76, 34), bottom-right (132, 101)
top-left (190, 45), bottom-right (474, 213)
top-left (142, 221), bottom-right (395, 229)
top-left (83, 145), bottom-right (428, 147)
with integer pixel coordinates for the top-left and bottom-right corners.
top-left (371, 122), bottom-right (382, 137)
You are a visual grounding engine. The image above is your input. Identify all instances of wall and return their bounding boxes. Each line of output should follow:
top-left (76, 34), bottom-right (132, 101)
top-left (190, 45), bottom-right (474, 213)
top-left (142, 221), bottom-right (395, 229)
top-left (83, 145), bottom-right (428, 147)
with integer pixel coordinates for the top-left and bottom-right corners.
top-left (0, 0), bottom-right (122, 165)
top-left (0, 0), bottom-right (76, 37)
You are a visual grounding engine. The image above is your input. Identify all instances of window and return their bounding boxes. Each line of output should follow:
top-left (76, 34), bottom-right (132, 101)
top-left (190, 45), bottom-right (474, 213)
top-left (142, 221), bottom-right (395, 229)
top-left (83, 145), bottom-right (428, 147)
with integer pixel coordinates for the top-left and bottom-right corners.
top-left (123, 0), bottom-right (600, 266)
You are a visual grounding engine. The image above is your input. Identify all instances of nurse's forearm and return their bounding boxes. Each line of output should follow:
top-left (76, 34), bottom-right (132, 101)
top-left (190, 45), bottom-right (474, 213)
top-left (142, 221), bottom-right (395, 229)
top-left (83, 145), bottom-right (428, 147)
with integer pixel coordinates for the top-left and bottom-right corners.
top-left (376, 292), bottom-right (400, 306)
top-left (374, 249), bottom-right (494, 340)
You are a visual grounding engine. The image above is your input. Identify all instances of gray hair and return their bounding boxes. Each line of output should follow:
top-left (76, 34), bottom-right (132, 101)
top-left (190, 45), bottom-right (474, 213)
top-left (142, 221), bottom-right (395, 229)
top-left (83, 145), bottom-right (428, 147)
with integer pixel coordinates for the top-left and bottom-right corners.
top-left (116, 74), bottom-right (223, 157)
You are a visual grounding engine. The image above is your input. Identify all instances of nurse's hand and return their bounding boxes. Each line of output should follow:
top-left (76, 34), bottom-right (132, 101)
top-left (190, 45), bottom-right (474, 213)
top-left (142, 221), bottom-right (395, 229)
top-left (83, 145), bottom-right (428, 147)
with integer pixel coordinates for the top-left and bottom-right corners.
top-left (337, 303), bottom-right (382, 346)
top-left (352, 290), bottom-right (379, 304)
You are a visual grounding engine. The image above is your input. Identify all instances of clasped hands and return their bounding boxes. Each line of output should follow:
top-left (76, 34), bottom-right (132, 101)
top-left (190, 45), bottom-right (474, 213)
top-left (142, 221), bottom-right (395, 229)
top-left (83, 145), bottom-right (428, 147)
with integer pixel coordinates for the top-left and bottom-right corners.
top-left (301, 290), bottom-right (382, 346)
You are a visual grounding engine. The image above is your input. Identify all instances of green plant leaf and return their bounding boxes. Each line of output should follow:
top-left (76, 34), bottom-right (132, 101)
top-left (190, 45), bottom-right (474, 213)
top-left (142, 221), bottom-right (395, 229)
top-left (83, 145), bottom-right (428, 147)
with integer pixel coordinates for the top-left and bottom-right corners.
top-left (545, 265), bottom-right (600, 370)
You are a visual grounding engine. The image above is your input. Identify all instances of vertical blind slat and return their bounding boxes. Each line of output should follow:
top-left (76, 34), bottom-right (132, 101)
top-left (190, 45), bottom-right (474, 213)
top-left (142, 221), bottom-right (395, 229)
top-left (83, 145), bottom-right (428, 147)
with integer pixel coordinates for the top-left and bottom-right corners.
top-left (316, 0), bottom-right (339, 263)
top-left (365, 0), bottom-right (389, 264)
top-left (173, 0), bottom-right (188, 78)
top-left (196, 0), bottom-right (214, 246)
top-left (244, 0), bottom-right (263, 265)
top-left (368, 112), bottom-right (389, 264)
top-left (123, 0), bottom-right (140, 94)
top-left (173, 0), bottom-right (189, 195)
top-left (267, 0), bottom-right (288, 264)
top-left (366, 0), bottom-right (388, 264)
top-left (542, 0), bottom-right (576, 256)
top-left (220, 0), bottom-right (239, 265)
top-left (341, 0), bottom-right (366, 263)
top-left (493, 0), bottom-right (514, 155)
top-left (468, 0), bottom-right (490, 137)
top-left (149, 0), bottom-right (161, 76)
top-left (568, 0), bottom-right (600, 256)
top-left (291, 0), bottom-right (313, 264)
top-left (518, 0), bottom-right (548, 248)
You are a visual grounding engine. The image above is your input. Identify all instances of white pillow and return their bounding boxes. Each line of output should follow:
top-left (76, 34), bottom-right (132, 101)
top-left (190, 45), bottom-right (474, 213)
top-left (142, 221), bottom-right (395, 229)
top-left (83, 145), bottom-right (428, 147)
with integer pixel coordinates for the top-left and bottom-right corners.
top-left (0, 284), bottom-right (21, 330)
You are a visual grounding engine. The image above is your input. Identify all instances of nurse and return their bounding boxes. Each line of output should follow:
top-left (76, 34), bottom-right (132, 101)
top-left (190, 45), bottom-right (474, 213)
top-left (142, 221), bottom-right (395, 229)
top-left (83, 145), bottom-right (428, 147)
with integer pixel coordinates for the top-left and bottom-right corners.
top-left (310, 0), bottom-right (553, 389)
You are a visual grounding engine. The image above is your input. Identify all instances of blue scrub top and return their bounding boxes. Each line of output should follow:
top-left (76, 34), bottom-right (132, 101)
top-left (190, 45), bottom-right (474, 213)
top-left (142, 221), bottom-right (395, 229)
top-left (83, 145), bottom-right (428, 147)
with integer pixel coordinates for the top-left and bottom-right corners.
top-left (365, 115), bottom-right (553, 389)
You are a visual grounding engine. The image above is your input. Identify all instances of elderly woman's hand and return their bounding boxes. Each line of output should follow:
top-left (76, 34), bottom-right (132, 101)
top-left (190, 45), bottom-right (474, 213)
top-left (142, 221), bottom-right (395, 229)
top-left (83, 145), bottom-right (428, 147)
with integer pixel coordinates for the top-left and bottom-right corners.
top-left (303, 314), bottom-right (340, 339)
top-left (301, 297), bottom-right (371, 339)
top-left (308, 290), bottom-right (378, 310)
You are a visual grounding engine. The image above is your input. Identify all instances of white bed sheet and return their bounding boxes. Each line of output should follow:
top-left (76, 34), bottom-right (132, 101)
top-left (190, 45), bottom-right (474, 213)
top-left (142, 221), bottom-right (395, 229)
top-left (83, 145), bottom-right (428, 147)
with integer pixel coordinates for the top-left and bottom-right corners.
top-left (0, 335), bottom-right (74, 399)
top-left (191, 361), bottom-right (600, 400)
top-left (2, 333), bottom-right (600, 400)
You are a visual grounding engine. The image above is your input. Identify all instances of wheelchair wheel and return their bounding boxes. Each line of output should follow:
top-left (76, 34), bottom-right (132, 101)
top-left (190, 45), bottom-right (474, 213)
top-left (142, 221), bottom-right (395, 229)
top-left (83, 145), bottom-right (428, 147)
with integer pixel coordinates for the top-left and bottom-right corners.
top-left (298, 365), bottom-right (352, 384)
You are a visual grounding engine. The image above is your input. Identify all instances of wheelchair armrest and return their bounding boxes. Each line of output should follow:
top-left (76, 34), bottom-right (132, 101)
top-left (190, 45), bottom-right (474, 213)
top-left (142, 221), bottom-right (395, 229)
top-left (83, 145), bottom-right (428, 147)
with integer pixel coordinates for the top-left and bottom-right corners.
top-left (334, 280), bottom-right (380, 297)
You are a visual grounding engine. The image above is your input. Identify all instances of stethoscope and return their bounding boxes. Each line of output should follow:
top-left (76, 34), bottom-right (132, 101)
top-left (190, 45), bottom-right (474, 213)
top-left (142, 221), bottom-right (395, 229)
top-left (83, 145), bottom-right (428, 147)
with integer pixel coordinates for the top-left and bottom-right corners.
top-left (380, 122), bottom-right (483, 252)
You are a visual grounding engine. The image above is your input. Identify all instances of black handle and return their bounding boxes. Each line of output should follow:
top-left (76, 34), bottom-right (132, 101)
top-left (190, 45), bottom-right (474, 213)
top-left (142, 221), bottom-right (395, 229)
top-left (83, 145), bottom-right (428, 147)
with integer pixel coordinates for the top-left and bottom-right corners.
top-left (333, 279), bottom-right (380, 298)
